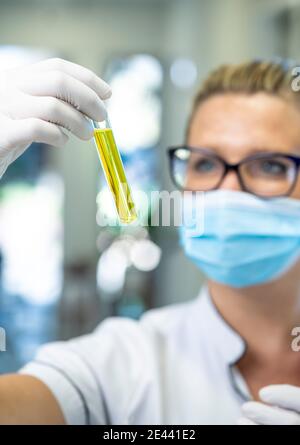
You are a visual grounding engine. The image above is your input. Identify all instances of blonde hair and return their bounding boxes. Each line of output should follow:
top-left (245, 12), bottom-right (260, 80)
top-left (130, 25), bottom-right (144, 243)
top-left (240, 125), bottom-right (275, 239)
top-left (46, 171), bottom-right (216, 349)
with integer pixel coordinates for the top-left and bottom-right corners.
top-left (186, 59), bottom-right (299, 139)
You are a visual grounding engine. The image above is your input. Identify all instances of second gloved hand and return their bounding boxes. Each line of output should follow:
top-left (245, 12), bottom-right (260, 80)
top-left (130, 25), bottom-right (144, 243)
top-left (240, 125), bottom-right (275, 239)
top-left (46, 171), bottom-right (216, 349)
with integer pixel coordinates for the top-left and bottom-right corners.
top-left (238, 384), bottom-right (300, 425)
top-left (0, 57), bottom-right (112, 178)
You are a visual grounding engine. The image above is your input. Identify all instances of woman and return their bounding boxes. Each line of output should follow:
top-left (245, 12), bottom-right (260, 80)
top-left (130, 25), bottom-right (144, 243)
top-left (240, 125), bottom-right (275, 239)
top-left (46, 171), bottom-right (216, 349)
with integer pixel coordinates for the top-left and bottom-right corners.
top-left (0, 58), bottom-right (299, 425)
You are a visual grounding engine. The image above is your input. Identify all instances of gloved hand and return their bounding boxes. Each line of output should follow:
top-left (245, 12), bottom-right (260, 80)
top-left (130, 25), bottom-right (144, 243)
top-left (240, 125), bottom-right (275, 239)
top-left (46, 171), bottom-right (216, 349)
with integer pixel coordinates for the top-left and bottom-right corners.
top-left (238, 384), bottom-right (300, 425)
top-left (0, 57), bottom-right (112, 178)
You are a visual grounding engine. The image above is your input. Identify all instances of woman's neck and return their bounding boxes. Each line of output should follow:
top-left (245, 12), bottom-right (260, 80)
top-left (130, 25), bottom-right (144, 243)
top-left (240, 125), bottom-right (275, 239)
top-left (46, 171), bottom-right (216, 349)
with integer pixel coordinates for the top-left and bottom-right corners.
top-left (208, 263), bottom-right (300, 357)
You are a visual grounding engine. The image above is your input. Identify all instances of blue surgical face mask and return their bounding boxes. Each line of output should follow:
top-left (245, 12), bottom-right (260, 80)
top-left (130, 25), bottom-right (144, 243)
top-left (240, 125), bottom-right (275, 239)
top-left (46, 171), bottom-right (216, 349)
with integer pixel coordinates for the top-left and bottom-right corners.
top-left (179, 189), bottom-right (300, 288)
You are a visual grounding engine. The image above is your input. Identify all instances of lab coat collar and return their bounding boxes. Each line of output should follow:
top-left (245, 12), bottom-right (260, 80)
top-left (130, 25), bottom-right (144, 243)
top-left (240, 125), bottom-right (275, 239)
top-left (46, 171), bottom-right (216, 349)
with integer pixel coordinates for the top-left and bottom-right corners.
top-left (194, 286), bottom-right (247, 366)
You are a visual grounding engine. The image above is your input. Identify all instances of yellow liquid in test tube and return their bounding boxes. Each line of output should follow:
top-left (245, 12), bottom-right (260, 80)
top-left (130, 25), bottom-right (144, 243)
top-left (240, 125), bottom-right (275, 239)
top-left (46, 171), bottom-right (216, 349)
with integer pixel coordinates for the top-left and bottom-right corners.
top-left (94, 128), bottom-right (137, 224)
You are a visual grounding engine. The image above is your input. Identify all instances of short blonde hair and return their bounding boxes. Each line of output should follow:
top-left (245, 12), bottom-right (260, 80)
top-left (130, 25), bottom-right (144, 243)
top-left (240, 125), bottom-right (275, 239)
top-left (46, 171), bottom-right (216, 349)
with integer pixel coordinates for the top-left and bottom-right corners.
top-left (186, 59), bottom-right (299, 139)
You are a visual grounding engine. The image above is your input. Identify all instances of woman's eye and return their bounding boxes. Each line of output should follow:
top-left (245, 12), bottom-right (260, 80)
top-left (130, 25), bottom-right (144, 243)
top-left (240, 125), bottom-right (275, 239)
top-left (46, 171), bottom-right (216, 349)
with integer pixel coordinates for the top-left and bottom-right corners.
top-left (193, 158), bottom-right (217, 173)
top-left (259, 160), bottom-right (288, 176)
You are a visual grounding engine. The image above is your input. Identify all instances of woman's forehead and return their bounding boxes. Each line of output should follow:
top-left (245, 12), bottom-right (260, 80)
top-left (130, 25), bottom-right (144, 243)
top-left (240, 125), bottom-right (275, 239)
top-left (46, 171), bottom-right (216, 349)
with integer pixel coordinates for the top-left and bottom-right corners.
top-left (188, 93), bottom-right (300, 155)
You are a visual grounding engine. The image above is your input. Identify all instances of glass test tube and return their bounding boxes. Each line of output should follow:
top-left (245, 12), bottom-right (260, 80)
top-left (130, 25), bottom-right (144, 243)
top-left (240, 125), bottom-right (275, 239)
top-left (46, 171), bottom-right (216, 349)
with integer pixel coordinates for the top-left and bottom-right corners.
top-left (93, 117), bottom-right (137, 224)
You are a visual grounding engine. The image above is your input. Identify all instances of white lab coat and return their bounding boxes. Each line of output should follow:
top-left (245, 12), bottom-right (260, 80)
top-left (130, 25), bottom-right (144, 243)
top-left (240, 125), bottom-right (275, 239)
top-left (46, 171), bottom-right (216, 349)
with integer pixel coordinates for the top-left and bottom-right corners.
top-left (20, 286), bottom-right (251, 425)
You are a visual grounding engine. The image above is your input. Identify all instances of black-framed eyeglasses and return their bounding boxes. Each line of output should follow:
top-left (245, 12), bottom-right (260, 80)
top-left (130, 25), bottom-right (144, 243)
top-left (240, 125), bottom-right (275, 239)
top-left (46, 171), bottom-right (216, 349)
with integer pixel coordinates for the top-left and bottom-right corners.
top-left (168, 145), bottom-right (300, 198)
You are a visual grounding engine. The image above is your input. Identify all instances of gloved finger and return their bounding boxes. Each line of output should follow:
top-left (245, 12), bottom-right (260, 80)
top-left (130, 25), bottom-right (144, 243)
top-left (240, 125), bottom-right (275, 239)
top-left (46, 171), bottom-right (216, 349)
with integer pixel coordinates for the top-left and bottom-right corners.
top-left (29, 58), bottom-right (112, 100)
top-left (0, 117), bottom-right (68, 175)
top-left (13, 118), bottom-right (69, 148)
top-left (237, 417), bottom-right (258, 425)
top-left (15, 71), bottom-right (107, 122)
top-left (259, 385), bottom-right (300, 413)
top-left (12, 96), bottom-right (94, 140)
top-left (242, 401), bottom-right (300, 425)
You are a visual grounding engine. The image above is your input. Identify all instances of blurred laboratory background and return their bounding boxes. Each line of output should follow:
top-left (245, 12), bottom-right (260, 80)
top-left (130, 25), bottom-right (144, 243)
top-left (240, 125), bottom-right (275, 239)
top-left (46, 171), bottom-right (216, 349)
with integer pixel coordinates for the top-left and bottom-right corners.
top-left (0, 0), bottom-right (299, 371)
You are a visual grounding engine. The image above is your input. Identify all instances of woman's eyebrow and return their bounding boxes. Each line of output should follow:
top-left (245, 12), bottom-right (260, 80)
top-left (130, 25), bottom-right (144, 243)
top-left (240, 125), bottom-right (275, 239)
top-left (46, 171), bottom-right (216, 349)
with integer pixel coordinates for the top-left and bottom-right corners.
top-left (243, 147), bottom-right (300, 156)
top-left (190, 145), bottom-right (298, 157)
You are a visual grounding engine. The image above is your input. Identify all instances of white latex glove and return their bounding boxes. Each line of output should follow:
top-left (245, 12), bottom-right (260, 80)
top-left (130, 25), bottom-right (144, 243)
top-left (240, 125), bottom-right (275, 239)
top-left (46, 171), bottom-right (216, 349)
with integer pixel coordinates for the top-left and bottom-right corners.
top-left (238, 384), bottom-right (300, 425)
top-left (0, 57), bottom-right (112, 178)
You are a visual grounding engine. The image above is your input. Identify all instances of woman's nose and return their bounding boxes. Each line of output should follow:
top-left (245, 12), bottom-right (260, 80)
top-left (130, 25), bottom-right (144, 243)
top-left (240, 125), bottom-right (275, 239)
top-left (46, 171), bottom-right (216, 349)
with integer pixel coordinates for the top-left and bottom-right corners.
top-left (218, 170), bottom-right (242, 191)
